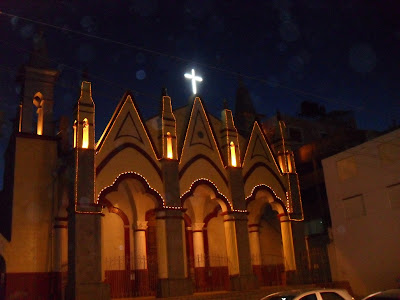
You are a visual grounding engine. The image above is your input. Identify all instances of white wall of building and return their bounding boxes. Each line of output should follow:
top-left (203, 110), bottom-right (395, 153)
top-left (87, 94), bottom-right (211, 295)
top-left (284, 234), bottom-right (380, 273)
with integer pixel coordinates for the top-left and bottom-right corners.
top-left (322, 129), bottom-right (400, 298)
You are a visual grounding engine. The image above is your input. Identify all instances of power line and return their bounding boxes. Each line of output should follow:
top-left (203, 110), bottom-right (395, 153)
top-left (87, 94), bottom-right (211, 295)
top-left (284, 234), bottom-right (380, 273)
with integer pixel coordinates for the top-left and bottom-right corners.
top-left (0, 9), bottom-right (378, 113)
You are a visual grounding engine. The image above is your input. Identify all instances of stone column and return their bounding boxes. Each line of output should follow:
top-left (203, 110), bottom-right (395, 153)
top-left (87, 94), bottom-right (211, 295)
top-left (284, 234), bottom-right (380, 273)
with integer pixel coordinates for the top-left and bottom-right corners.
top-left (134, 221), bottom-right (149, 292)
top-left (134, 221), bottom-right (148, 269)
top-left (192, 222), bottom-right (206, 290)
top-left (279, 215), bottom-right (296, 271)
top-left (156, 209), bottom-right (193, 297)
top-left (54, 217), bottom-right (68, 300)
top-left (248, 224), bottom-right (262, 284)
top-left (192, 223), bottom-right (205, 267)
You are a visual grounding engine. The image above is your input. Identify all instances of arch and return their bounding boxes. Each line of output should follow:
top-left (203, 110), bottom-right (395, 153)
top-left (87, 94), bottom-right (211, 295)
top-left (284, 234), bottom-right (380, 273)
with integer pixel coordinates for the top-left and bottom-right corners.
top-left (97, 172), bottom-right (164, 209)
top-left (204, 205), bottom-right (221, 228)
top-left (32, 91), bottom-right (43, 107)
top-left (179, 154), bottom-right (228, 185)
top-left (243, 162), bottom-right (286, 192)
top-left (100, 199), bottom-right (130, 226)
top-left (246, 184), bottom-right (288, 225)
top-left (246, 184), bottom-right (288, 220)
top-left (181, 179), bottom-right (231, 212)
top-left (33, 92), bottom-right (44, 135)
top-left (96, 143), bottom-right (162, 180)
top-left (100, 199), bottom-right (131, 271)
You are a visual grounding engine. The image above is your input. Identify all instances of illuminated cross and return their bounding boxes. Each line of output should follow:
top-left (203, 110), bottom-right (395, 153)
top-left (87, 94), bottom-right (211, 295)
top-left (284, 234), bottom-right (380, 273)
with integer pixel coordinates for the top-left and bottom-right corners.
top-left (184, 69), bottom-right (203, 94)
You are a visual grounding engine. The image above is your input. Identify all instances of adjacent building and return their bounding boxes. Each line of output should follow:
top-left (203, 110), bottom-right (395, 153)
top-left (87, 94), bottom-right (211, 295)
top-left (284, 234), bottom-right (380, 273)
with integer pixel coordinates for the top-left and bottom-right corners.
top-left (322, 128), bottom-right (400, 297)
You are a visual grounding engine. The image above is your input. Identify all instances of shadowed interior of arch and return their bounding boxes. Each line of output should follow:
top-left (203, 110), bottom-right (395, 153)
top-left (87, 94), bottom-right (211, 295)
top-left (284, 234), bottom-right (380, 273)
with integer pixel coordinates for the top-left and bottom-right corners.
top-left (182, 183), bottom-right (231, 291)
top-left (246, 187), bottom-right (287, 286)
top-left (99, 175), bottom-right (163, 296)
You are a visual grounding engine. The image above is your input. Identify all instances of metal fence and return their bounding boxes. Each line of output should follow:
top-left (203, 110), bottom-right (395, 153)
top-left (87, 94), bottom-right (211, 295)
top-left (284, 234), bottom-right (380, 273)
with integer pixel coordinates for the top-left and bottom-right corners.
top-left (188, 254), bottom-right (230, 292)
top-left (104, 255), bottom-right (157, 298)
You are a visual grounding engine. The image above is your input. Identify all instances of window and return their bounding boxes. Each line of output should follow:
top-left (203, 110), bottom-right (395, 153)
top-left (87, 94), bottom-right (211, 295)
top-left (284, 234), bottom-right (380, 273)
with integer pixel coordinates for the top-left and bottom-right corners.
top-left (73, 120), bottom-right (77, 148)
top-left (230, 141), bottom-right (237, 167)
top-left (343, 194), bottom-right (365, 219)
top-left (337, 156), bottom-right (357, 181)
top-left (299, 293), bottom-right (318, 300)
top-left (82, 118), bottom-right (89, 149)
top-left (320, 292), bottom-right (345, 300)
top-left (166, 132), bottom-right (173, 159)
top-left (387, 183), bottom-right (400, 209)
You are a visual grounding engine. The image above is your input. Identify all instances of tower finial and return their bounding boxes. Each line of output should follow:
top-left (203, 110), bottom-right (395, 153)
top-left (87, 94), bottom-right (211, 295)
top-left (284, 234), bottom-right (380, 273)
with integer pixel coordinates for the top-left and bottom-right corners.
top-left (29, 29), bottom-right (50, 69)
top-left (161, 87), bottom-right (168, 97)
top-left (223, 98), bottom-right (228, 110)
top-left (81, 65), bottom-right (89, 82)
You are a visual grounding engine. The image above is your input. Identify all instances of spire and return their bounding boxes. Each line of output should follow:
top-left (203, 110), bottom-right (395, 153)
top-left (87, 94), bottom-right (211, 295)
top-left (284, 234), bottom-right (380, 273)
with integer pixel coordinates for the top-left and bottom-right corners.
top-left (81, 66), bottom-right (89, 82)
top-left (28, 30), bottom-right (51, 69)
top-left (223, 98), bottom-right (228, 109)
top-left (234, 78), bottom-right (256, 137)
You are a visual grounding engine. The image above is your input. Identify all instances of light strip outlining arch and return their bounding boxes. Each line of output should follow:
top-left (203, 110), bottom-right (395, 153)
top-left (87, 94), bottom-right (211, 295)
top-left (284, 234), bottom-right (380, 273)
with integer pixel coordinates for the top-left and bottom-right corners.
top-left (96, 171), bottom-right (181, 210)
top-left (180, 178), bottom-right (247, 213)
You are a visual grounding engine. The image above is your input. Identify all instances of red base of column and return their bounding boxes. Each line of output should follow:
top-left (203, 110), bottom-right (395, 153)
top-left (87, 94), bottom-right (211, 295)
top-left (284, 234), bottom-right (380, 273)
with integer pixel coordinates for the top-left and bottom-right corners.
top-left (194, 267), bottom-right (207, 291)
top-left (135, 269), bottom-right (150, 295)
top-left (261, 264), bottom-right (285, 286)
top-left (253, 265), bottom-right (263, 285)
top-left (207, 266), bottom-right (230, 291)
top-left (6, 272), bottom-right (62, 300)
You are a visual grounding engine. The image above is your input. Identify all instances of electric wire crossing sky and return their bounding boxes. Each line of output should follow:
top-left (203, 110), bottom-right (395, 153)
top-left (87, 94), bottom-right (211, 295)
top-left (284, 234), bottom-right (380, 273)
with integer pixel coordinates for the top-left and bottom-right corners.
top-left (184, 69), bottom-right (203, 94)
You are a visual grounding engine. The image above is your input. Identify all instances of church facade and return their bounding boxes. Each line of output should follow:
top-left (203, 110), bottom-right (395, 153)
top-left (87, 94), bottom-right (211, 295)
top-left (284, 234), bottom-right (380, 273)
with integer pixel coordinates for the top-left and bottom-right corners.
top-left (0, 58), bottom-right (305, 300)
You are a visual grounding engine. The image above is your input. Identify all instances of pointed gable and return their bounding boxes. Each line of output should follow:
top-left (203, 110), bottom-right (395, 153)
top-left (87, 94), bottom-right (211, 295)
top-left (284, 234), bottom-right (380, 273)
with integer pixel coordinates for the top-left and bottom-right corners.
top-left (242, 122), bottom-right (287, 199)
top-left (242, 122), bottom-right (280, 172)
top-left (189, 108), bottom-right (214, 150)
top-left (114, 112), bottom-right (143, 143)
top-left (180, 98), bottom-right (223, 162)
top-left (96, 92), bottom-right (159, 165)
top-left (179, 97), bottom-right (228, 195)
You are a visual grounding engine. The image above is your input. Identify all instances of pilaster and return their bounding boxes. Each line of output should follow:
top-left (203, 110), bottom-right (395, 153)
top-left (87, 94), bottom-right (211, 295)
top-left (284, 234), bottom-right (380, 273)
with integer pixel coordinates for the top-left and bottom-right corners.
top-left (66, 81), bottom-right (109, 300)
top-left (223, 211), bottom-right (258, 291)
top-left (156, 91), bottom-right (193, 297)
top-left (155, 208), bottom-right (193, 297)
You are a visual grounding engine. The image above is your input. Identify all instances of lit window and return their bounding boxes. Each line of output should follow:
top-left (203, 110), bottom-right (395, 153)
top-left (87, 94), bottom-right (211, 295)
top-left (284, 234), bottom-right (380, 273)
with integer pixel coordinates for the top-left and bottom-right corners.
top-left (286, 152), bottom-right (294, 173)
top-left (166, 132), bottom-right (173, 159)
top-left (36, 106), bottom-right (43, 135)
top-left (73, 120), bottom-right (77, 148)
top-left (278, 153), bottom-right (287, 173)
top-left (230, 141), bottom-right (237, 167)
top-left (82, 118), bottom-right (89, 149)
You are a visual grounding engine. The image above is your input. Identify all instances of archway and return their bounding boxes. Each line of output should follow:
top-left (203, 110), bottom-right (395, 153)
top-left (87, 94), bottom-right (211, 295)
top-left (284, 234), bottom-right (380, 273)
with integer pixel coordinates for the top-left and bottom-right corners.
top-left (0, 255), bottom-right (5, 300)
top-left (98, 173), bottom-right (163, 298)
top-left (247, 185), bottom-right (296, 286)
top-left (182, 181), bottom-right (231, 292)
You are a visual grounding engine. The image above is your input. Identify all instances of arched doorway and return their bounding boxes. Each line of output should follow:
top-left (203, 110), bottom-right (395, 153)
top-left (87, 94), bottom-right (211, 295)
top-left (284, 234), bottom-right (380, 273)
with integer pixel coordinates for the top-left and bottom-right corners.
top-left (182, 181), bottom-right (230, 292)
top-left (98, 173), bottom-right (163, 298)
top-left (0, 255), bottom-right (5, 300)
top-left (247, 185), bottom-right (296, 286)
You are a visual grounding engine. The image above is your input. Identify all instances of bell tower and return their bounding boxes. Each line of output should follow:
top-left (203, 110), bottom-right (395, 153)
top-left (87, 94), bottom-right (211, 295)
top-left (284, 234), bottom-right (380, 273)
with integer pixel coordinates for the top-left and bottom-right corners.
top-left (17, 32), bottom-right (58, 136)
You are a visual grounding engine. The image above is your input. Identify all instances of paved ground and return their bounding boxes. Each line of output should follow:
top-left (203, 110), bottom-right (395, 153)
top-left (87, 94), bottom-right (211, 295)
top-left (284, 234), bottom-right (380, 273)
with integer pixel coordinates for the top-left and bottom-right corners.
top-left (119, 284), bottom-right (317, 300)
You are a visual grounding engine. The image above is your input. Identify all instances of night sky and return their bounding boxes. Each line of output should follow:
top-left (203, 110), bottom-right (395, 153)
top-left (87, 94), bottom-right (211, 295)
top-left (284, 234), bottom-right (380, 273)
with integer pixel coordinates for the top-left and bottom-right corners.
top-left (0, 1), bottom-right (399, 187)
